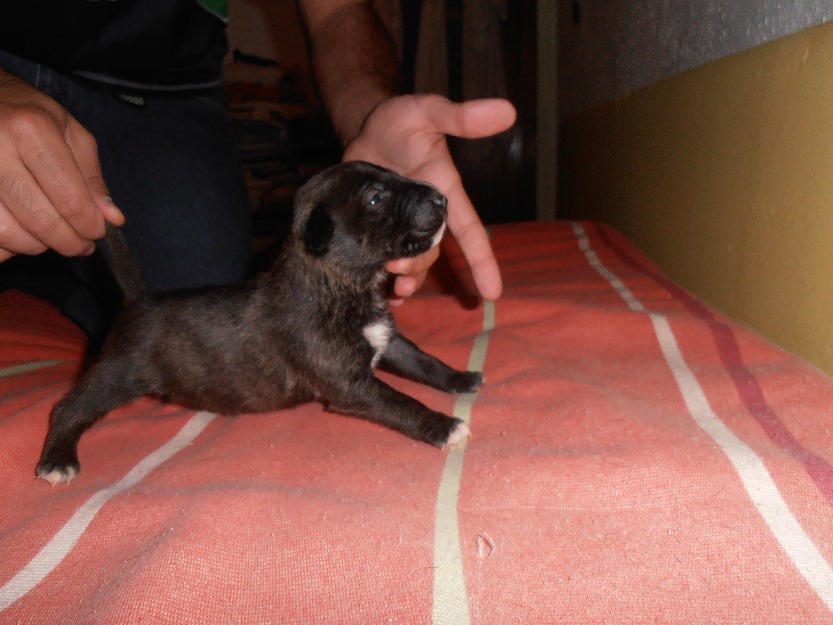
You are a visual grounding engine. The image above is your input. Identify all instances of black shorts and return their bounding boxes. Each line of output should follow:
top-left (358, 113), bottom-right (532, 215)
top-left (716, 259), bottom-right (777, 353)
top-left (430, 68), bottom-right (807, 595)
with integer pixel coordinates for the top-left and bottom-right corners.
top-left (0, 50), bottom-right (252, 346)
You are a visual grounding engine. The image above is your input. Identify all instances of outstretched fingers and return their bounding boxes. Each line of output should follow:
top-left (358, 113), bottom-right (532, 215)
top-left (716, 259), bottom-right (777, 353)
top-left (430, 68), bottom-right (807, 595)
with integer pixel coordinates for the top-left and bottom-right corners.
top-left (420, 96), bottom-right (517, 141)
top-left (442, 175), bottom-right (502, 300)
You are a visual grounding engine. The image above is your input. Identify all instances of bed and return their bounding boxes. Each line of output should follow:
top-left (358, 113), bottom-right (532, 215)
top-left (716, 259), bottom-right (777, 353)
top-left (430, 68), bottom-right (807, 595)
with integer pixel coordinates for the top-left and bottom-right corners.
top-left (1, 221), bottom-right (832, 623)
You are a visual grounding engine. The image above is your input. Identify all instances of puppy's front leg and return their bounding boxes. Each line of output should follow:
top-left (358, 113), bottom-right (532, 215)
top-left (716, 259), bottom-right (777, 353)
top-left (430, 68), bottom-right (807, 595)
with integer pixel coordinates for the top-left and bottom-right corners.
top-left (377, 334), bottom-right (483, 394)
top-left (328, 377), bottom-right (470, 448)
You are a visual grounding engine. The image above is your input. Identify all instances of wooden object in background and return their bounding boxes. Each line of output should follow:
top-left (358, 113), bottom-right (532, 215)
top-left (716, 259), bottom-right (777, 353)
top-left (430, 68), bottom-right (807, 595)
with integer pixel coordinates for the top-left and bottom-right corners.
top-left (412, 0), bottom-right (537, 224)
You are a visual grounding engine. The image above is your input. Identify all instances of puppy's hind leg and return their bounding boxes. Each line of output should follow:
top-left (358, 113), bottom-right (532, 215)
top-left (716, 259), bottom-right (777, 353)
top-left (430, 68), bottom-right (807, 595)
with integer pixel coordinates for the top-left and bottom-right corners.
top-left (37, 358), bottom-right (146, 484)
top-left (377, 334), bottom-right (483, 394)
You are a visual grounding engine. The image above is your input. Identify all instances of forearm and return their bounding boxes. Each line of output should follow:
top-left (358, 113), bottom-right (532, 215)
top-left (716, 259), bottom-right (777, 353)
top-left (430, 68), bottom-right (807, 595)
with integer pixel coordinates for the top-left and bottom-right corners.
top-left (298, 0), bottom-right (399, 145)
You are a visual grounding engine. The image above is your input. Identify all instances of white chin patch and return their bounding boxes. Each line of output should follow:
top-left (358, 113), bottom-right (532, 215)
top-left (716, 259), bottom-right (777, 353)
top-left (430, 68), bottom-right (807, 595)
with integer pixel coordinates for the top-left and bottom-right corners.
top-left (430, 222), bottom-right (447, 249)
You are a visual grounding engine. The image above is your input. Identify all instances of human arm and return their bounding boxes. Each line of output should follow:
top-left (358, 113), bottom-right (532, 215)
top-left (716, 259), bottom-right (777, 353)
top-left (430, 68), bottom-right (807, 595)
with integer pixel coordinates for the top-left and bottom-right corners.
top-left (0, 65), bottom-right (124, 263)
top-left (297, 0), bottom-right (516, 301)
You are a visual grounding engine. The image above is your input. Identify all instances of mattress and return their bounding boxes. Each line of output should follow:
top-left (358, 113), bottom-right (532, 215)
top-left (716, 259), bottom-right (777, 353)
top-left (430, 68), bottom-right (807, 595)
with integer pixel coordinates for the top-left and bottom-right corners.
top-left (1, 221), bottom-right (832, 623)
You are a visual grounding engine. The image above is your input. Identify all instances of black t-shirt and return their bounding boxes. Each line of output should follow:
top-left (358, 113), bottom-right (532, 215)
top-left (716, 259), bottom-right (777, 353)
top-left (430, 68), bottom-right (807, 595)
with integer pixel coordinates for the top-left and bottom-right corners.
top-left (2, 0), bottom-right (228, 91)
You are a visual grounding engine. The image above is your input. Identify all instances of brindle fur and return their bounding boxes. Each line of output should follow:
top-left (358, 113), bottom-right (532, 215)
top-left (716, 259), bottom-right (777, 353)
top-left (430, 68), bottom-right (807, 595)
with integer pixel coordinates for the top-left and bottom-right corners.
top-left (36, 161), bottom-right (482, 484)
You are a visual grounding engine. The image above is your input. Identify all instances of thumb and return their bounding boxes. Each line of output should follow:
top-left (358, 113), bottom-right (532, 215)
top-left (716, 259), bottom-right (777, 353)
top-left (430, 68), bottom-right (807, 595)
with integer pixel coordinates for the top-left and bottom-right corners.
top-left (90, 178), bottom-right (125, 227)
top-left (65, 120), bottom-right (125, 227)
top-left (421, 96), bottom-right (517, 140)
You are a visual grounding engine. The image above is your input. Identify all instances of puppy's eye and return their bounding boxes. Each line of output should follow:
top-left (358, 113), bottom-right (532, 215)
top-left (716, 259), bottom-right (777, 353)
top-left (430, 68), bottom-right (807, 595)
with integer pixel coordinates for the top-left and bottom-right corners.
top-left (365, 188), bottom-right (388, 211)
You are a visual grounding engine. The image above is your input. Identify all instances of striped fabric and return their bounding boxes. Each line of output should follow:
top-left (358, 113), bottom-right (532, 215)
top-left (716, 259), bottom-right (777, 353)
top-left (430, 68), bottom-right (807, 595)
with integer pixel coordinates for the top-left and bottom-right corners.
top-left (1, 221), bottom-right (832, 623)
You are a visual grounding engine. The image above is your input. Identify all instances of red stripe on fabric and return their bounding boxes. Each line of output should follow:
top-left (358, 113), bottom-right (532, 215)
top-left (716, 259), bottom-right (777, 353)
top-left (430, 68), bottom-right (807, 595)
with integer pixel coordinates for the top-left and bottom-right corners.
top-left (592, 223), bottom-right (833, 507)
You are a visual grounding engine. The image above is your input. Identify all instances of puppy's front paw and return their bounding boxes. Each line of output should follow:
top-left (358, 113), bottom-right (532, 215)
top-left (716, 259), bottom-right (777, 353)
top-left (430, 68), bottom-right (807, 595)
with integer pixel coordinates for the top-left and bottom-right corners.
top-left (422, 416), bottom-right (471, 449)
top-left (444, 420), bottom-right (471, 448)
top-left (447, 370), bottom-right (484, 394)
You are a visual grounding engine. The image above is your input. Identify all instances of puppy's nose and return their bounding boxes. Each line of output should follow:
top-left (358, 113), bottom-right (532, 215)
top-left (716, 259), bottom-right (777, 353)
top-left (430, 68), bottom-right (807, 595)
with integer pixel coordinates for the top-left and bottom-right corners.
top-left (414, 195), bottom-right (447, 232)
top-left (432, 194), bottom-right (448, 212)
top-left (424, 190), bottom-right (448, 220)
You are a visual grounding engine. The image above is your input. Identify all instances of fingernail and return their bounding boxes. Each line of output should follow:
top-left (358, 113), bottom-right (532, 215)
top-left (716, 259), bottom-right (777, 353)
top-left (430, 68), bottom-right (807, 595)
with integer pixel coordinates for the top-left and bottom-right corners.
top-left (101, 195), bottom-right (120, 211)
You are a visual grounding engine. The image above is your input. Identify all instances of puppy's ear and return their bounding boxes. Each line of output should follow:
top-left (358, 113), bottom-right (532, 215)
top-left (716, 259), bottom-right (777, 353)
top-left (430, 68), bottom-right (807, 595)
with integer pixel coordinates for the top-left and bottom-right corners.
top-left (304, 203), bottom-right (335, 257)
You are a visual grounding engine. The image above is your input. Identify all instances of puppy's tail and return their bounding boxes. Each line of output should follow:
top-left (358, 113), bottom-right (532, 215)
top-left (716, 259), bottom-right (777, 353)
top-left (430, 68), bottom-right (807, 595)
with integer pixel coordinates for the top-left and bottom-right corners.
top-left (103, 223), bottom-right (150, 301)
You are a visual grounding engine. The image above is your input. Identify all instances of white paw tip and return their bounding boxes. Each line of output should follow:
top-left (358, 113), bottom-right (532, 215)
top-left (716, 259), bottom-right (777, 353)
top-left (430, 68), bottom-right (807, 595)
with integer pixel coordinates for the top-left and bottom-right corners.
top-left (446, 422), bottom-right (471, 448)
top-left (37, 467), bottom-right (77, 485)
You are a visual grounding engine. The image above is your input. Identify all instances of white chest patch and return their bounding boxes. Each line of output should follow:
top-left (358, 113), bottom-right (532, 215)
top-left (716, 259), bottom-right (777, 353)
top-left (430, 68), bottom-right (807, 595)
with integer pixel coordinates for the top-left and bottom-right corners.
top-left (363, 318), bottom-right (393, 368)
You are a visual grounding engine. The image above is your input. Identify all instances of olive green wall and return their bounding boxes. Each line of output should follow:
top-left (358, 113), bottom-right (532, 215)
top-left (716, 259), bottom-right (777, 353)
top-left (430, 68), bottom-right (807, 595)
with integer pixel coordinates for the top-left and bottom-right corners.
top-left (560, 20), bottom-right (833, 374)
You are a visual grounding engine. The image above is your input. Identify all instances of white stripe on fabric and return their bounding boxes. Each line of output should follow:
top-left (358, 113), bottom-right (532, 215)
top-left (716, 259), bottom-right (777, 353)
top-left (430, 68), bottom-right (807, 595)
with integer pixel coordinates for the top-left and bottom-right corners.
top-left (0, 360), bottom-right (65, 379)
top-left (572, 222), bottom-right (645, 314)
top-left (571, 221), bottom-right (833, 611)
top-left (433, 300), bottom-right (495, 625)
top-left (0, 411), bottom-right (217, 611)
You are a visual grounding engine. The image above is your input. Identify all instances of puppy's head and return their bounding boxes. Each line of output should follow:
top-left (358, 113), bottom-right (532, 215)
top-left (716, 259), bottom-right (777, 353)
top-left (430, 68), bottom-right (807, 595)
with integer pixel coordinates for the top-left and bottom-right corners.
top-left (293, 161), bottom-right (448, 271)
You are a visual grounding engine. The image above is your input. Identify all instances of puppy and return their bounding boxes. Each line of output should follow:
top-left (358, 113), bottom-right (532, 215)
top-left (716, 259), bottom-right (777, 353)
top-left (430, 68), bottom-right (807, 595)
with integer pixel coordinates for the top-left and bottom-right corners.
top-left (36, 161), bottom-right (483, 484)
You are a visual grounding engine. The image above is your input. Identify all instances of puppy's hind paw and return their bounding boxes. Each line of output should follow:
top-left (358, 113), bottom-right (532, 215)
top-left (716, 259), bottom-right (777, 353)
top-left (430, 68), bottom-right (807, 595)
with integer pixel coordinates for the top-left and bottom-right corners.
top-left (36, 461), bottom-right (79, 485)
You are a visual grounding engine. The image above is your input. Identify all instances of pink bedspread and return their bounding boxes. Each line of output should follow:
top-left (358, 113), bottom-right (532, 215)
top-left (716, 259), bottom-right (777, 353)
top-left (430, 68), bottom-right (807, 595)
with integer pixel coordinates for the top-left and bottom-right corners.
top-left (1, 221), bottom-right (832, 623)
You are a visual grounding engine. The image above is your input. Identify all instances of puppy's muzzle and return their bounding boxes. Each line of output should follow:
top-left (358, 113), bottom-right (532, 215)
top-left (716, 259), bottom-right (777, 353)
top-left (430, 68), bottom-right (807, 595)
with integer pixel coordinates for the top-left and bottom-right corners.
top-left (413, 192), bottom-right (448, 232)
top-left (406, 191), bottom-right (448, 254)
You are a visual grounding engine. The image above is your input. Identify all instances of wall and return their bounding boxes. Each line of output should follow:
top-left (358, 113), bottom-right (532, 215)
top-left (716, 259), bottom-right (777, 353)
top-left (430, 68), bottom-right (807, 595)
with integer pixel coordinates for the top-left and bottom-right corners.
top-left (560, 20), bottom-right (833, 374)
top-left (559, 0), bottom-right (833, 119)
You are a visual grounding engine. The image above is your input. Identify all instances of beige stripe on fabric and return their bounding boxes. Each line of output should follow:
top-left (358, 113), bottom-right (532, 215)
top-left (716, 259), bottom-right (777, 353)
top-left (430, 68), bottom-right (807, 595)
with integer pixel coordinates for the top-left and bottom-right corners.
top-left (0, 360), bottom-right (65, 378)
top-left (571, 221), bottom-right (833, 612)
top-left (0, 411), bottom-right (217, 611)
top-left (433, 301), bottom-right (495, 625)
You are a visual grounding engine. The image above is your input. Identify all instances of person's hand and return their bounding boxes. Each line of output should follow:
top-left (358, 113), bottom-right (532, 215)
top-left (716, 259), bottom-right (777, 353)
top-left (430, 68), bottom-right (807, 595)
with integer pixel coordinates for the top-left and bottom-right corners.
top-left (343, 94), bottom-right (516, 303)
top-left (0, 68), bottom-right (123, 263)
